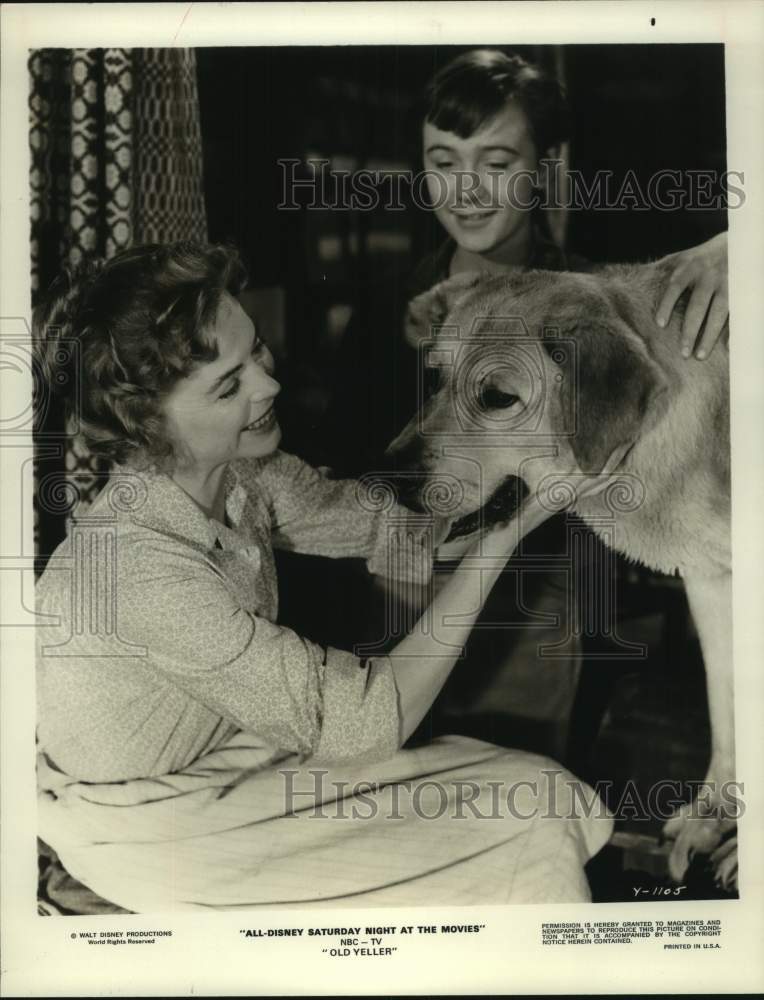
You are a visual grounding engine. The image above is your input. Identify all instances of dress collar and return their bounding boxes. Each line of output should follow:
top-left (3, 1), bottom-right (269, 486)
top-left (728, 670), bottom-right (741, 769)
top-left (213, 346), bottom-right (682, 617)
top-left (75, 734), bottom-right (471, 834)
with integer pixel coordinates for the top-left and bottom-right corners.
top-left (80, 461), bottom-right (252, 552)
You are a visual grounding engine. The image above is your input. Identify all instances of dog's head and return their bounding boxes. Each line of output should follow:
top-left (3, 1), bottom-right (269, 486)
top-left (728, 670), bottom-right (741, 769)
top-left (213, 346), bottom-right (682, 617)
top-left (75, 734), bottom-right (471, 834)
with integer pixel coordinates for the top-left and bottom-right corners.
top-left (385, 268), bottom-right (668, 537)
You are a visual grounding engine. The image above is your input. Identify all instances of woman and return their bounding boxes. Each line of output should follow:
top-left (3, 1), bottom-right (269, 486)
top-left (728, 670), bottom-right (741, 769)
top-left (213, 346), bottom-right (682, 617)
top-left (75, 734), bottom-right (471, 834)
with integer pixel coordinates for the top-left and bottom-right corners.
top-left (34, 241), bottom-right (618, 912)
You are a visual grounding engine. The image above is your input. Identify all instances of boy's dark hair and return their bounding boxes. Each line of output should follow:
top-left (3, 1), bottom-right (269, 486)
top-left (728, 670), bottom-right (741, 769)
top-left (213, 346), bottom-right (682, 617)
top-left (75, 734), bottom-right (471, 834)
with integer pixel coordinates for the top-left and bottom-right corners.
top-left (33, 241), bottom-right (247, 466)
top-left (422, 48), bottom-right (570, 155)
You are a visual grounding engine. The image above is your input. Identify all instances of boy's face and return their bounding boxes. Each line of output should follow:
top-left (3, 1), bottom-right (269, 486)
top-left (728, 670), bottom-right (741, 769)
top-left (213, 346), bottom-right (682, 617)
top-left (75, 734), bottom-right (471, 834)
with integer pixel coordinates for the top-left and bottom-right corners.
top-left (422, 102), bottom-right (540, 260)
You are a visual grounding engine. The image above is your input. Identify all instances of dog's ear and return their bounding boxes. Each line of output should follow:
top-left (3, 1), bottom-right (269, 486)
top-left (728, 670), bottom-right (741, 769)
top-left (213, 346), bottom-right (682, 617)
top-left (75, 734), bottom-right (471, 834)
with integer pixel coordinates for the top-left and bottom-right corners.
top-left (404, 272), bottom-right (483, 347)
top-left (545, 317), bottom-right (669, 474)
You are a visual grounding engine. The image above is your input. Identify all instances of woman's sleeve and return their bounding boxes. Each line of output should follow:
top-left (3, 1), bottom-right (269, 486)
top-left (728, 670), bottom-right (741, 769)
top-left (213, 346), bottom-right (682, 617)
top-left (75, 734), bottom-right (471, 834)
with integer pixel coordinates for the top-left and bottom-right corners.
top-left (240, 451), bottom-right (447, 584)
top-left (118, 537), bottom-right (400, 765)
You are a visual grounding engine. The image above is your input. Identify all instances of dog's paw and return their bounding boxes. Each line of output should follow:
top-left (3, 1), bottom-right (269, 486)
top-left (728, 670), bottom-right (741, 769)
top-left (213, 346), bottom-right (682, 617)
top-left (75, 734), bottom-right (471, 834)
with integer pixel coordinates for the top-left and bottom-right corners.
top-left (662, 802), bottom-right (736, 885)
top-left (710, 832), bottom-right (738, 891)
top-left (664, 816), bottom-right (725, 882)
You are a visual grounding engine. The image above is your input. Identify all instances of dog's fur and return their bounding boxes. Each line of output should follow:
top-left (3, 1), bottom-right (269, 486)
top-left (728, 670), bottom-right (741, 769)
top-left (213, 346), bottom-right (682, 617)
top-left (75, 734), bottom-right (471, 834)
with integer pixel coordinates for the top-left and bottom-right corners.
top-left (387, 262), bottom-right (734, 885)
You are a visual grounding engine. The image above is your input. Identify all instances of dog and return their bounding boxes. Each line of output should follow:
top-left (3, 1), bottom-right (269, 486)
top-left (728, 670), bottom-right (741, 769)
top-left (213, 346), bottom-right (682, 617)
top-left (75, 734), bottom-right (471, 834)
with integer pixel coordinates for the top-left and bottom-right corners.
top-left (385, 262), bottom-right (735, 888)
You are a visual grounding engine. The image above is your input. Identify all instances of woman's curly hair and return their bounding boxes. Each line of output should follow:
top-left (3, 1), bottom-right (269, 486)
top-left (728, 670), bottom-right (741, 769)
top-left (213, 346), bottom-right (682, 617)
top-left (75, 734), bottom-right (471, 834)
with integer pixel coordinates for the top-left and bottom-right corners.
top-left (33, 242), bottom-right (247, 466)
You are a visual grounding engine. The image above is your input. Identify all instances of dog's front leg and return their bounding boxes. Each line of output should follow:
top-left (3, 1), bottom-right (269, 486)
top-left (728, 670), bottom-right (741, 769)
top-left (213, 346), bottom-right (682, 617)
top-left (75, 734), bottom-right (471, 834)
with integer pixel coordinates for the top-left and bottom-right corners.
top-left (663, 571), bottom-right (737, 887)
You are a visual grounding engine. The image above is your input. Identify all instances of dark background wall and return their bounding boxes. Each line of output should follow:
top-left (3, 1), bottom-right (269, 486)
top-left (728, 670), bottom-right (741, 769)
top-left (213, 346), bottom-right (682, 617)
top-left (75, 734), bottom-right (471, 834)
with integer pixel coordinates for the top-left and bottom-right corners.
top-left (562, 44), bottom-right (727, 259)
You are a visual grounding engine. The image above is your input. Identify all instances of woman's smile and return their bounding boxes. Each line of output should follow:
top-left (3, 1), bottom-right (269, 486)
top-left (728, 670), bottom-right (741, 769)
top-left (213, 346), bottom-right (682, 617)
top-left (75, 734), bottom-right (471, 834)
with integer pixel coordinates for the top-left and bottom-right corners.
top-left (243, 406), bottom-right (277, 433)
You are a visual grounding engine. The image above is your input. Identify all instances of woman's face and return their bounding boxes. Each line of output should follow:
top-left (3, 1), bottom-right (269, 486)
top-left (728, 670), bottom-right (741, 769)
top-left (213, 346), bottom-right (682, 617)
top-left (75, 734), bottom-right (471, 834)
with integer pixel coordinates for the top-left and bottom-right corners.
top-left (162, 292), bottom-right (281, 475)
top-left (422, 102), bottom-right (540, 262)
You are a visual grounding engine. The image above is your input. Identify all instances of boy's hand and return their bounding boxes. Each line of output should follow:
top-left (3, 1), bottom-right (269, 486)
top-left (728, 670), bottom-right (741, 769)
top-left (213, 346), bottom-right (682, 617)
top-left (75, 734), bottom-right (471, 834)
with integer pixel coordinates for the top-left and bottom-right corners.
top-left (655, 231), bottom-right (729, 360)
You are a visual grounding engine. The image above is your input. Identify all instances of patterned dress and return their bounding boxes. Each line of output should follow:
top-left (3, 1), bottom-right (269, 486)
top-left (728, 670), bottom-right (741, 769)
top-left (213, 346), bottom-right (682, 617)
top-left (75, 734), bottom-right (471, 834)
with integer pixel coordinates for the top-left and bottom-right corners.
top-left (36, 450), bottom-right (440, 781)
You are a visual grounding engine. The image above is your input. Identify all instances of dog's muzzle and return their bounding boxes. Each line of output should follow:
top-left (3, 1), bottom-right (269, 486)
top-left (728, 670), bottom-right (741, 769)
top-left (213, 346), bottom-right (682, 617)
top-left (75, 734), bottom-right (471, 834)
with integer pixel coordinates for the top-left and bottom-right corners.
top-left (444, 475), bottom-right (529, 541)
top-left (370, 454), bottom-right (528, 540)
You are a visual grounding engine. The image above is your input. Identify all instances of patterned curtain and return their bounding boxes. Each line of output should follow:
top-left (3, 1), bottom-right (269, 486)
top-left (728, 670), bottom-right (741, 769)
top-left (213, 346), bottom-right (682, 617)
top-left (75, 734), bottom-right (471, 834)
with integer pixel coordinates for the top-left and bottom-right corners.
top-left (29, 48), bottom-right (208, 562)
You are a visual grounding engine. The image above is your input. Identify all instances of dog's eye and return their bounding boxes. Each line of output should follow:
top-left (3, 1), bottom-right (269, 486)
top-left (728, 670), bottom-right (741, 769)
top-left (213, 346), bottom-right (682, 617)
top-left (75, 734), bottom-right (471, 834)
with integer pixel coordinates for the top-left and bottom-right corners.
top-left (478, 383), bottom-right (519, 410)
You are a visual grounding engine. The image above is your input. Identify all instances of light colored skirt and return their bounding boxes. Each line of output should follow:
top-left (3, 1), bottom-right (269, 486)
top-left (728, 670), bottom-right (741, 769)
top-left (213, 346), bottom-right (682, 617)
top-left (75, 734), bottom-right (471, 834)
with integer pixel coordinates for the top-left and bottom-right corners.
top-left (38, 733), bottom-right (613, 912)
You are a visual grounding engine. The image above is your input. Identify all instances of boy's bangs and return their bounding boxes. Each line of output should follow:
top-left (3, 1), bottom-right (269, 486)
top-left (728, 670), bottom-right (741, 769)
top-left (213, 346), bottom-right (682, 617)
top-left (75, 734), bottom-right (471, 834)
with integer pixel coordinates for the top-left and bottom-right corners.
top-left (426, 88), bottom-right (508, 140)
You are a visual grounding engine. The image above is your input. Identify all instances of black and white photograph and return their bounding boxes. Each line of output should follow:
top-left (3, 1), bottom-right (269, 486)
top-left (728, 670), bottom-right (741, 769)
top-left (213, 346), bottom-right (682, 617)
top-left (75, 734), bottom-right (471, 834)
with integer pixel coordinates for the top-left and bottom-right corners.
top-left (2, 2), bottom-right (763, 996)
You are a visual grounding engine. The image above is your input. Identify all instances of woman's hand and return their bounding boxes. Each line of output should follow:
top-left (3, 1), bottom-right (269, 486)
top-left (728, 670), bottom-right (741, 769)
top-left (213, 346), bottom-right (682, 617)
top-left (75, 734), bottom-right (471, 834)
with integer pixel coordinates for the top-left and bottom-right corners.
top-left (433, 490), bottom-right (553, 562)
top-left (389, 452), bottom-right (630, 745)
top-left (473, 467), bottom-right (621, 559)
top-left (440, 449), bottom-right (632, 563)
top-left (655, 231), bottom-right (729, 360)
